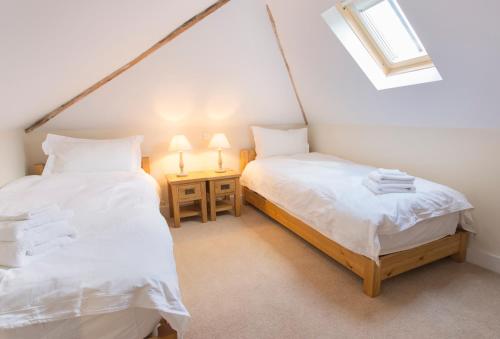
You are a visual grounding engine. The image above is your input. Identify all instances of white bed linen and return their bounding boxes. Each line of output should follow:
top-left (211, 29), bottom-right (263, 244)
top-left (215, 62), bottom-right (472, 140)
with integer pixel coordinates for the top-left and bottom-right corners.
top-left (0, 172), bottom-right (189, 333)
top-left (240, 153), bottom-right (474, 261)
top-left (378, 212), bottom-right (459, 255)
top-left (0, 307), bottom-right (160, 339)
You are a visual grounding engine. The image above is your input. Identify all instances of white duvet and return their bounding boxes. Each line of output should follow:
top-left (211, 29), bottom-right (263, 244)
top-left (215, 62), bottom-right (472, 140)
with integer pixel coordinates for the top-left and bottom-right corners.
top-left (0, 172), bottom-right (189, 333)
top-left (241, 153), bottom-right (474, 261)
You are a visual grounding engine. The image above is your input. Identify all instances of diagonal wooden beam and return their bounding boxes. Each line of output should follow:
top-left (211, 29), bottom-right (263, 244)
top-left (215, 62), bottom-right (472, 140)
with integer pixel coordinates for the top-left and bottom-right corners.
top-left (266, 4), bottom-right (308, 126)
top-left (25, 0), bottom-right (231, 133)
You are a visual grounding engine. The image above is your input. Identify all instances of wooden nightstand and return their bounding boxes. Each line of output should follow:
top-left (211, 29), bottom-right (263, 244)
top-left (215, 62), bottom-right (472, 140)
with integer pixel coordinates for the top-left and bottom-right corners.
top-left (207, 170), bottom-right (241, 221)
top-left (166, 173), bottom-right (208, 228)
top-left (166, 170), bottom-right (241, 227)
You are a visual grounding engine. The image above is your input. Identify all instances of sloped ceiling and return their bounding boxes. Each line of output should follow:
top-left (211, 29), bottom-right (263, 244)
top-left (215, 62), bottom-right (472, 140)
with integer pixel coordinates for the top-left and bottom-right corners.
top-left (4, 0), bottom-right (498, 132)
top-left (266, 0), bottom-right (500, 128)
top-left (1, 0), bottom-right (303, 132)
top-left (0, 0), bottom-right (204, 130)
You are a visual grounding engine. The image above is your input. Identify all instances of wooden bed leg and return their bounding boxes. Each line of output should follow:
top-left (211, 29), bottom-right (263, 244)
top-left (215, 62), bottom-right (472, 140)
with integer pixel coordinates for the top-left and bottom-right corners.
top-left (451, 231), bottom-right (469, 263)
top-left (148, 319), bottom-right (177, 339)
top-left (363, 260), bottom-right (381, 298)
top-left (242, 186), bottom-right (248, 206)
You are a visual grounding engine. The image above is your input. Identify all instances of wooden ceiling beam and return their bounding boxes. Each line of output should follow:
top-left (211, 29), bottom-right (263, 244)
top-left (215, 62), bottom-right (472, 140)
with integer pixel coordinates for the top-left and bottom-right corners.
top-left (266, 4), bottom-right (309, 126)
top-left (25, 0), bottom-right (231, 133)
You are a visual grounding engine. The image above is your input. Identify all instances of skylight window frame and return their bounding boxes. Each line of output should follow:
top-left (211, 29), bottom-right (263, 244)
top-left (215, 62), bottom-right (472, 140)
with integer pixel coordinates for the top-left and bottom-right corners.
top-left (337, 0), bottom-right (434, 76)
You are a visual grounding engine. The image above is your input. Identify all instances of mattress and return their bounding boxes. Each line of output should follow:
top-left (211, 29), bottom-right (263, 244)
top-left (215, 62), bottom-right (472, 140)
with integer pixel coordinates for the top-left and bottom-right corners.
top-left (378, 212), bottom-right (459, 255)
top-left (240, 152), bottom-right (474, 260)
top-left (0, 308), bottom-right (160, 339)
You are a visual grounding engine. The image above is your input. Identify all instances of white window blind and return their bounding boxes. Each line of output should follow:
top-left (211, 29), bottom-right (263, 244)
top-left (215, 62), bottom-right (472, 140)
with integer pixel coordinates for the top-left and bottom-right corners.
top-left (353, 0), bottom-right (427, 64)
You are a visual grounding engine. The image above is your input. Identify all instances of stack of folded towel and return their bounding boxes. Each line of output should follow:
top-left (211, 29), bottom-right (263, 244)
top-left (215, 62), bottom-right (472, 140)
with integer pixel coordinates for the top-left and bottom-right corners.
top-left (0, 205), bottom-right (76, 267)
top-left (363, 168), bottom-right (416, 195)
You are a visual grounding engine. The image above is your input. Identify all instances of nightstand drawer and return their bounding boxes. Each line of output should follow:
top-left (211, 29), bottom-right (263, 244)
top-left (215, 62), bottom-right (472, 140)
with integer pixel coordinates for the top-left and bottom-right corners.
top-left (214, 179), bottom-right (235, 195)
top-left (178, 183), bottom-right (202, 201)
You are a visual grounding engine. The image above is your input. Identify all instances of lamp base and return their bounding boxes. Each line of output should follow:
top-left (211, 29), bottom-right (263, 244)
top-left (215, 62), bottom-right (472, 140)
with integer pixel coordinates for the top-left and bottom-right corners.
top-left (176, 172), bottom-right (189, 177)
top-left (214, 168), bottom-right (226, 173)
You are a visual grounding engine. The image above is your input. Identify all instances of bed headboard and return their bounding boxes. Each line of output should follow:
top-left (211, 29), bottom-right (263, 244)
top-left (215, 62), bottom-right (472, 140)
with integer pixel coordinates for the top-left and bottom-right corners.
top-left (31, 156), bottom-right (152, 175)
top-left (141, 157), bottom-right (151, 174)
top-left (240, 149), bottom-right (256, 172)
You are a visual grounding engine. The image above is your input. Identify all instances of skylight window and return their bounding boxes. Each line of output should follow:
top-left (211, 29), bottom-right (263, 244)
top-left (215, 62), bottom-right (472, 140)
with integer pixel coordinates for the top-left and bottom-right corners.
top-left (322, 0), bottom-right (442, 89)
top-left (354, 0), bottom-right (426, 64)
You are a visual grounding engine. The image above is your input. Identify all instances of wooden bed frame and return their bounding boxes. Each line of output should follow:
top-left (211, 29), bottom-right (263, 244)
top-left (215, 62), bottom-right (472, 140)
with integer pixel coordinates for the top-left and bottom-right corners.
top-left (31, 157), bottom-right (151, 175)
top-left (240, 149), bottom-right (470, 297)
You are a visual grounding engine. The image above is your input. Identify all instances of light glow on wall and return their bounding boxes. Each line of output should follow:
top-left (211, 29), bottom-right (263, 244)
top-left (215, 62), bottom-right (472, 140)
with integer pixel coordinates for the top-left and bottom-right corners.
top-left (153, 89), bottom-right (195, 124)
top-left (204, 93), bottom-right (240, 121)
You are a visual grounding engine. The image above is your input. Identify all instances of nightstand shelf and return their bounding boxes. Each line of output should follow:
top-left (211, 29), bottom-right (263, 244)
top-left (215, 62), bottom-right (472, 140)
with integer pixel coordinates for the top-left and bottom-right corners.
top-left (214, 199), bottom-right (233, 212)
top-left (179, 204), bottom-right (203, 218)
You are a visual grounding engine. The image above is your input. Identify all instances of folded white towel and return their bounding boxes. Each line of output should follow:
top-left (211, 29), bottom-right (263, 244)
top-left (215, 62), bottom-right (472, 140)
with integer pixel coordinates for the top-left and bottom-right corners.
top-left (27, 236), bottom-right (75, 257)
top-left (0, 242), bottom-right (29, 267)
top-left (377, 168), bottom-right (408, 177)
top-left (0, 235), bottom-right (75, 268)
top-left (0, 210), bottom-right (74, 241)
top-left (371, 182), bottom-right (414, 190)
top-left (0, 204), bottom-right (61, 222)
top-left (368, 171), bottom-right (415, 184)
top-left (24, 221), bottom-right (77, 247)
top-left (363, 178), bottom-right (416, 195)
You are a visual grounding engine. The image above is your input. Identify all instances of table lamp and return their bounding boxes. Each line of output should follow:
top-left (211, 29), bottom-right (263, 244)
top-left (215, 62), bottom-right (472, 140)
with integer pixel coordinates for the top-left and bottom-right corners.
top-left (169, 135), bottom-right (192, 177)
top-left (208, 133), bottom-right (231, 173)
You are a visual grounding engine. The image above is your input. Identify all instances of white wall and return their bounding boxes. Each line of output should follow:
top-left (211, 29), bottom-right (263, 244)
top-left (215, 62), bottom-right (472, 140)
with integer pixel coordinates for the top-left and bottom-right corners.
top-left (21, 0), bottom-right (303, 194)
top-left (0, 130), bottom-right (26, 187)
top-left (266, 0), bottom-right (500, 271)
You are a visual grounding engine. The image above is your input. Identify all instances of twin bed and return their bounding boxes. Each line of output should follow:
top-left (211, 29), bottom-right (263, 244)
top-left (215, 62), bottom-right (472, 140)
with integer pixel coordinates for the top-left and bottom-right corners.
top-left (240, 148), bottom-right (473, 297)
top-left (0, 136), bottom-right (187, 338)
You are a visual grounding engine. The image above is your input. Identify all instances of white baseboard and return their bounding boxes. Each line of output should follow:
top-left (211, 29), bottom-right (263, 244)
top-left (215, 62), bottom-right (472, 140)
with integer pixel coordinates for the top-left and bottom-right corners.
top-left (467, 245), bottom-right (500, 274)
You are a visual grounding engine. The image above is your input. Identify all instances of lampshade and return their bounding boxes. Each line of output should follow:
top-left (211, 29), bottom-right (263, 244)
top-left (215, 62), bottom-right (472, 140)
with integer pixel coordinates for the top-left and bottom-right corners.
top-left (168, 135), bottom-right (192, 152)
top-left (208, 133), bottom-right (231, 149)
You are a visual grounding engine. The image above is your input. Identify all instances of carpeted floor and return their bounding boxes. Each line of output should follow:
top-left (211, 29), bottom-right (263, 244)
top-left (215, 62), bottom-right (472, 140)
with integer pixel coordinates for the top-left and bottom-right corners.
top-left (171, 206), bottom-right (500, 339)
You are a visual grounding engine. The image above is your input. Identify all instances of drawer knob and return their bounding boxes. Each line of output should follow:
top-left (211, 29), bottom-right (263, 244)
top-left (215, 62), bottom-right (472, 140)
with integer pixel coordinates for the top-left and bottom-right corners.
top-left (221, 184), bottom-right (230, 190)
top-left (185, 188), bottom-right (195, 194)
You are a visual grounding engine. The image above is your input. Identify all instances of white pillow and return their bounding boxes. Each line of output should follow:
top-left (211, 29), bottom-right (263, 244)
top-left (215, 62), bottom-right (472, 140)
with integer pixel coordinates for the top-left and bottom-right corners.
top-left (42, 134), bottom-right (143, 175)
top-left (251, 126), bottom-right (309, 159)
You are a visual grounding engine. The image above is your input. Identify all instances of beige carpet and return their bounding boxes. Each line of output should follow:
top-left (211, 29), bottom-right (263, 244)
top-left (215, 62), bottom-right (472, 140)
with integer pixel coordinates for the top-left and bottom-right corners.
top-left (171, 207), bottom-right (500, 339)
